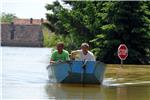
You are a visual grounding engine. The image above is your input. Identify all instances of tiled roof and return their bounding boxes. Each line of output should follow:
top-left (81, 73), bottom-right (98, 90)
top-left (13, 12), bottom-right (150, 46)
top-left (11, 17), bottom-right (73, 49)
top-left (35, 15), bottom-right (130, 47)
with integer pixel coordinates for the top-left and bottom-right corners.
top-left (13, 18), bottom-right (47, 25)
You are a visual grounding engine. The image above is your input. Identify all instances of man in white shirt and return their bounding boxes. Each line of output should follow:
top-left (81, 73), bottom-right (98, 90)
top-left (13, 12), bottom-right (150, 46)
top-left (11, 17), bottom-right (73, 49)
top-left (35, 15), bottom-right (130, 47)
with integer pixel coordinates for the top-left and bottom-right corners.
top-left (71, 43), bottom-right (95, 61)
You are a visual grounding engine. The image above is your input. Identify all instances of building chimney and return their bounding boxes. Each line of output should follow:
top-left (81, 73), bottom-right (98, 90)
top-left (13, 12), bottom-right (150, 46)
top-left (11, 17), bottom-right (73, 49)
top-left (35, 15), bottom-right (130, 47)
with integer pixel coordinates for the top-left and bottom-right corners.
top-left (41, 18), bottom-right (43, 23)
top-left (30, 18), bottom-right (33, 24)
top-left (11, 22), bottom-right (14, 25)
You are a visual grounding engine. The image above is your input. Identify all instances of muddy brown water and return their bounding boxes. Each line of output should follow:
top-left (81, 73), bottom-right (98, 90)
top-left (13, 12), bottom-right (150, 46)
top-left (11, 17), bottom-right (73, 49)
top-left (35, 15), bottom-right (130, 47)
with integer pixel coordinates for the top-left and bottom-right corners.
top-left (1, 47), bottom-right (150, 100)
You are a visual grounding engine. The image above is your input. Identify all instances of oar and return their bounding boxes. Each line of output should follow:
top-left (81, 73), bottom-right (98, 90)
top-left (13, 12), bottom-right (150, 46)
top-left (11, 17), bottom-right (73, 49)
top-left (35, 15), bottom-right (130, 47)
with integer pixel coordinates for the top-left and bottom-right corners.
top-left (81, 60), bottom-right (87, 86)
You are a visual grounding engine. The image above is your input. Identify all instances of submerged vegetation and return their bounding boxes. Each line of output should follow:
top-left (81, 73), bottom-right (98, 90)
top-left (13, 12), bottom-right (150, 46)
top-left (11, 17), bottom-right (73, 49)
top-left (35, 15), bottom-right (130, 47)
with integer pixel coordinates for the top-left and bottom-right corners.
top-left (105, 64), bottom-right (150, 83)
top-left (44, 1), bottom-right (150, 64)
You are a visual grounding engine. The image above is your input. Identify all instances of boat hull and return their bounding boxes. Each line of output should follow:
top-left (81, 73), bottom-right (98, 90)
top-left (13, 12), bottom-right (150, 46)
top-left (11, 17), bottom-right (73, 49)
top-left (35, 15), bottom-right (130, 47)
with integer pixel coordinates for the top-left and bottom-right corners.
top-left (47, 61), bottom-right (106, 84)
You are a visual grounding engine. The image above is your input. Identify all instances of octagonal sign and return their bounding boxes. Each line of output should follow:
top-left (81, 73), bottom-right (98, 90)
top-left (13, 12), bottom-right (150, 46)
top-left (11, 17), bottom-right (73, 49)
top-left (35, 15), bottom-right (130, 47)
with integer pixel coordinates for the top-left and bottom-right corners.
top-left (118, 44), bottom-right (128, 60)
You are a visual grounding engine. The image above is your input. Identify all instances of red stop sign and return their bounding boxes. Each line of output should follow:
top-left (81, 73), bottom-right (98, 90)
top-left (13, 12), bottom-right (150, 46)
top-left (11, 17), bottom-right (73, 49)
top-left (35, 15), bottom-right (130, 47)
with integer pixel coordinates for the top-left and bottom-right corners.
top-left (118, 44), bottom-right (128, 60)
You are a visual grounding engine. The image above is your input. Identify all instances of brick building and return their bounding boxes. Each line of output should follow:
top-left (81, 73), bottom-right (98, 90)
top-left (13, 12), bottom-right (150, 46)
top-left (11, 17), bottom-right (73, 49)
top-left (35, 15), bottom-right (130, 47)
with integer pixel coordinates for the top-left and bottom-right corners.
top-left (1, 18), bottom-right (46, 47)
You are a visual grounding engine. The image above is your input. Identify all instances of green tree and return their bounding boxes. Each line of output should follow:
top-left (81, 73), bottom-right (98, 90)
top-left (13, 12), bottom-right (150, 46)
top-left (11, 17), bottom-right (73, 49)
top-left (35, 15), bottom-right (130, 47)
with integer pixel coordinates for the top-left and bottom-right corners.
top-left (91, 1), bottom-right (150, 64)
top-left (44, 1), bottom-right (105, 50)
top-left (45, 1), bottom-right (150, 64)
top-left (0, 12), bottom-right (17, 23)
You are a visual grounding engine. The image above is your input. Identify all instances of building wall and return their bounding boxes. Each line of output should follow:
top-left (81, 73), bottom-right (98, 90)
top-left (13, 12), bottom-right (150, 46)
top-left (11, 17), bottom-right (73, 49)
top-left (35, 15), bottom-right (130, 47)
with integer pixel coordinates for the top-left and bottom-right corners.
top-left (1, 24), bottom-right (43, 47)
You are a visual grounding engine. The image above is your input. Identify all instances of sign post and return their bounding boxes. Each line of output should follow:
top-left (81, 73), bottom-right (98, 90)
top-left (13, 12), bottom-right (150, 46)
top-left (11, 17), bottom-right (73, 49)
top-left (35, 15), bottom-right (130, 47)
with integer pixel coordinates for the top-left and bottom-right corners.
top-left (118, 44), bottom-right (128, 67)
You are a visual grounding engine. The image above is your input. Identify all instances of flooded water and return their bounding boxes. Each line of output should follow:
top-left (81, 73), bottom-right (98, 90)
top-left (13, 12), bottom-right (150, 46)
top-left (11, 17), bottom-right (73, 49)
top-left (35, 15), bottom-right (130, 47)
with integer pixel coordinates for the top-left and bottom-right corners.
top-left (1, 47), bottom-right (150, 100)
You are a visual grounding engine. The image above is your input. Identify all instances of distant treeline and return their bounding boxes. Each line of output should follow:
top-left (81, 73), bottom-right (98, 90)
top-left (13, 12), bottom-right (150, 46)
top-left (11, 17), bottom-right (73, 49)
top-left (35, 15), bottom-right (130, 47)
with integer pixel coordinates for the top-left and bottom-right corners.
top-left (0, 12), bottom-right (17, 23)
top-left (43, 1), bottom-right (150, 64)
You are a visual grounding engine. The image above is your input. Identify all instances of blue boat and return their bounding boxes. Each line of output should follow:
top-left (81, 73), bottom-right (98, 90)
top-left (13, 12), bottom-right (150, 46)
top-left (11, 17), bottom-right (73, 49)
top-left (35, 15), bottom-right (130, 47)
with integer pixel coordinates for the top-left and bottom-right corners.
top-left (47, 61), bottom-right (106, 84)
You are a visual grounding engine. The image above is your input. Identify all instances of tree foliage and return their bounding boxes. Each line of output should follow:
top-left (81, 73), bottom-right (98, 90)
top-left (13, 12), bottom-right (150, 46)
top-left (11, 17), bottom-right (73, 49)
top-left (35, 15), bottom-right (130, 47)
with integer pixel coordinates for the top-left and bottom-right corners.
top-left (92, 1), bottom-right (150, 64)
top-left (0, 12), bottom-right (17, 23)
top-left (45, 1), bottom-right (150, 64)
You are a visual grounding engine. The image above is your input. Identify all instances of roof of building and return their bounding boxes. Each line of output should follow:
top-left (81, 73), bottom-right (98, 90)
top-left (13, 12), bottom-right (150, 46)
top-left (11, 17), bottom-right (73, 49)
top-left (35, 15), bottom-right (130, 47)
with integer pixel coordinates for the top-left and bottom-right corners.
top-left (13, 18), bottom-right (47, 25)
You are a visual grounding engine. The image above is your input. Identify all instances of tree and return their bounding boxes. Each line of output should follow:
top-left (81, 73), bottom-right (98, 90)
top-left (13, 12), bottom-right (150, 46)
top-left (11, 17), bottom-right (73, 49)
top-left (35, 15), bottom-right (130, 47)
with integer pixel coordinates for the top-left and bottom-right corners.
top-left (45, 1), bottom-right (150, 64)
top-left (44, 1), bottom-right (85, 50)
top-left (0, 12), bottom-right (17, 23)
top-left (45, 1), bottom-right (105, 50)
top-left (91, 1), bottom-right (150, 64)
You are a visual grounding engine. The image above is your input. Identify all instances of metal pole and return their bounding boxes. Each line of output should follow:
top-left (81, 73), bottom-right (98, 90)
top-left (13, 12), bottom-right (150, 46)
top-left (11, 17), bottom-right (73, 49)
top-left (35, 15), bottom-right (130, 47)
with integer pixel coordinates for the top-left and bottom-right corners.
top-left (121, 60), bottom-right (123, 67)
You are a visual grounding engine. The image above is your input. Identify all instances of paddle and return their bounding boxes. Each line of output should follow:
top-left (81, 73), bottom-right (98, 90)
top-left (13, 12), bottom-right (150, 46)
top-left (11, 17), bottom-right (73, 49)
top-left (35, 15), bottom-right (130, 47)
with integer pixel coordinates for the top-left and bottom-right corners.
top-left (81, 60), bottom-right (87, 86)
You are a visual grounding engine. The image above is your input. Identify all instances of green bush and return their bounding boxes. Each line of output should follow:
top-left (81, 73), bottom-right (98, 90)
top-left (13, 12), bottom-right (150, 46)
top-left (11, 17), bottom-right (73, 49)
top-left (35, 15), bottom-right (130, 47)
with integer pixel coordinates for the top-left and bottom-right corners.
top-left (43, 27), bottom-right (84, 52)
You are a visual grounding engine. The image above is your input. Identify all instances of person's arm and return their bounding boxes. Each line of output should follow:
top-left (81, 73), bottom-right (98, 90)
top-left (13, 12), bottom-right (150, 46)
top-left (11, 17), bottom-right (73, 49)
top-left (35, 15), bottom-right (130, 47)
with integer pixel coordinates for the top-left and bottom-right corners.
top-left (66, 52), bottom-right (70, 60)
top-left (92, 54), bottom-right (96, 61)
top-left (50, 59), bottom-right (55, 64)
top-left (50, 52), bottom-right (55, 64)
top-left (90, 52), bottom-right (96, 61)
top-left (92, 55), bottom-right (96, 61)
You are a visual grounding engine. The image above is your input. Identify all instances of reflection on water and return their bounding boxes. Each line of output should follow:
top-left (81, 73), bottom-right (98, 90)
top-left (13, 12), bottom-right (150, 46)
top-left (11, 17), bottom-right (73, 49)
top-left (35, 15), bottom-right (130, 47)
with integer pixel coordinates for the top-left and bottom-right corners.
top-left (102, 84), bottom-right (150, 100)
top-left (45, 84), bottom-right (104, 100)
top-left (1, 47), bottom-right (150, 100)
top-left (45, 83), bottom-right (150, 100)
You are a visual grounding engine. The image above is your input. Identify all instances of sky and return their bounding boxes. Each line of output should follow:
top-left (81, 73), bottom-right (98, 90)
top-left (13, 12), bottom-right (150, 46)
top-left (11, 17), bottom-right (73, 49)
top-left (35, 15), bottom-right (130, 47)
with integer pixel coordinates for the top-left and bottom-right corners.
top-left (1, 0), bottom-right (59, 19)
